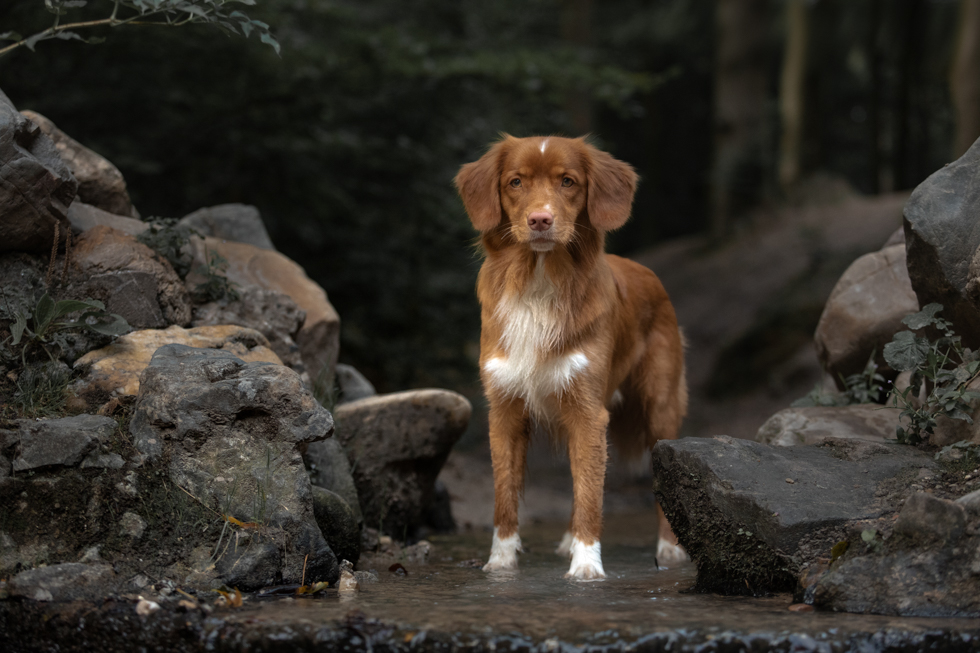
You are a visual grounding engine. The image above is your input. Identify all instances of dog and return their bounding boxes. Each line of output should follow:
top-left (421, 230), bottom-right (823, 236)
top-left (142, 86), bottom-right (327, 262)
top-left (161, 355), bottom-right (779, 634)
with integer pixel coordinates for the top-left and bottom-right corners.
top-left (454, 135), bottom-right (688, 580)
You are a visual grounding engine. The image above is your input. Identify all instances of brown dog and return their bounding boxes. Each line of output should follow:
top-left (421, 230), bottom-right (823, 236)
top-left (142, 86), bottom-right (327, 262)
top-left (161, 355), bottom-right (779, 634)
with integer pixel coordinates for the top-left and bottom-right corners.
top-left (455, 135), bottom-right (687, 579)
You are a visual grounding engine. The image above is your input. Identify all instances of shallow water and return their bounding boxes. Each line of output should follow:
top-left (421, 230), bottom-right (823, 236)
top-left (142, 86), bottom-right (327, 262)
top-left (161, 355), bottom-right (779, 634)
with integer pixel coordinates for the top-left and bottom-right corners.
top-left (243, 514), bottom-right (980, 642)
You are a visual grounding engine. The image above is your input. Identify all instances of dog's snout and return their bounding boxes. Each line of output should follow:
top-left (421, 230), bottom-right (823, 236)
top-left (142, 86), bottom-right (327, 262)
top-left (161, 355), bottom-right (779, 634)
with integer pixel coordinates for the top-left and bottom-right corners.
top-left (527, 212), bottom-right (554, 232)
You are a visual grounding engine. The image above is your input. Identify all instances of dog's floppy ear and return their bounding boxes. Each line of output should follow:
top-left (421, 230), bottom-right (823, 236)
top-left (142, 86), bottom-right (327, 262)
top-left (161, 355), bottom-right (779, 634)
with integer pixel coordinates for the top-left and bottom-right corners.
top-left (584, 143), bottom-right (638, 231)
top-left (455, 138), bottom-right (510, 232)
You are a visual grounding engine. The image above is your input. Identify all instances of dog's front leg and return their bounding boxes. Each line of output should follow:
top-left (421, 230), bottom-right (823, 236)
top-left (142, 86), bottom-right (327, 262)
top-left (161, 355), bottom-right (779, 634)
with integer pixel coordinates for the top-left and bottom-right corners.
top-left (483, 397), bottom-right (529, 572)
top-left (563, 406), bottom-right (609, 580)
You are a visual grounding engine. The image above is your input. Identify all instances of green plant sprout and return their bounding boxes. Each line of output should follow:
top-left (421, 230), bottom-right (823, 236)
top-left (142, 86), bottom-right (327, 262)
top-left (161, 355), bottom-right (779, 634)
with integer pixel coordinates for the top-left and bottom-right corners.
top-left (883, 303), bottom-right (980, 445)
top-left (191, 248), bottom-right (240, 304)
top-left (6, 292), bottom-right (130, 366)
top-left (0, 0), bottom-right (279, 58)
top-left (792, 350), bottom-right (885, 408)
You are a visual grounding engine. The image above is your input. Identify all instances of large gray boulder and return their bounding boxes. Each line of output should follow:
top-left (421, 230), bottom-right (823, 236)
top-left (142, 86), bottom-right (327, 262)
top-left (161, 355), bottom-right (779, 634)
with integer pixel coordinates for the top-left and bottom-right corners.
top-left (651, 435), bottom-right (936, 595)
top-left (130, 344), bottom-right (338, 589)
top-left (180, 204), bottom-right (275, 251)
top-left (333, 390), bottom-right (470, 537)
top-left (21, 111), bottom-right (138, 219)
top-left (904, 136), bottom-right (980, 348)
top-left (814, 244), bottom-right (918, 383)
top-left (69, 225), bottom-right (191, 329)
top-left (0, 93), bottom-right (76, 254)
top-left (813, 492), bottom-right (980, 617)
top-left (336, 363), bottom-right (377, 404)
top-left (191, 287), bottom-right (307, 376)
top-left (756, 404), bottom-right (896, 447)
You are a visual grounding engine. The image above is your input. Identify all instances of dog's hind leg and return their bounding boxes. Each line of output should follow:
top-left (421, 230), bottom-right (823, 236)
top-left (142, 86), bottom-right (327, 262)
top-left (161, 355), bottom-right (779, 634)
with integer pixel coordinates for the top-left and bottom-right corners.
top-left (484, 398), bottom-right (530, 572)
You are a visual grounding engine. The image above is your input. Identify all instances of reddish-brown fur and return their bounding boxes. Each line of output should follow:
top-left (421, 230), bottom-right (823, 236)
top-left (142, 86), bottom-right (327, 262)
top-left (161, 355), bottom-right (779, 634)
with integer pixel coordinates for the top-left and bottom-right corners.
top-left (455, 135), bottom-right (687, 577)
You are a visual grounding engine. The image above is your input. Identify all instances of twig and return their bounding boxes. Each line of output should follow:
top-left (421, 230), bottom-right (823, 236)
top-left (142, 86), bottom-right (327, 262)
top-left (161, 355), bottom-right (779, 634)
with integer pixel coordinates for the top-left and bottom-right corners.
top-left (301, 554), bottom-right (309, 587)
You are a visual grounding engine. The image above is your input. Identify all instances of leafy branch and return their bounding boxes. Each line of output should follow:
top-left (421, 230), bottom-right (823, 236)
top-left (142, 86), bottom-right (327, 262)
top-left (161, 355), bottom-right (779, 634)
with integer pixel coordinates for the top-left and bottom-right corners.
top-left (0, 0), bottom-right (279, 58)
top-left (883, 303), bottom-right (980, 445)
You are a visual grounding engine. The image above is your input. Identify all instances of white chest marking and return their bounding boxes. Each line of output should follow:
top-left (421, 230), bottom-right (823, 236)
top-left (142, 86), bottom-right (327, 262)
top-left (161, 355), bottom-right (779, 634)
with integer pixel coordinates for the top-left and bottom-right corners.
top-left (483, 256), bottom-right (589, 413)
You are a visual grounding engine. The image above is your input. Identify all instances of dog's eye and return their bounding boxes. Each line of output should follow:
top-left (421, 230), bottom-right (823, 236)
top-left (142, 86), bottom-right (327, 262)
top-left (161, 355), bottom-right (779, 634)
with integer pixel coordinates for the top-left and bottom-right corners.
top-left (510, 178), bottom-right (521, 188)
top-left (561, 177), bottom-right (574, 187)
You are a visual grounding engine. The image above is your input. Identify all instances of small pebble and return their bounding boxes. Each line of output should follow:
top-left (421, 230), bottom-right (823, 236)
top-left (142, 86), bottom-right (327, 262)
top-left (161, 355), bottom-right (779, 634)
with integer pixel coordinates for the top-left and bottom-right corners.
top-left (785, 479), bottom-right (795, 484)
top-left (788, 603), bottom-right (814, 613)
top-left (135, 597), bottom-right (161, 616)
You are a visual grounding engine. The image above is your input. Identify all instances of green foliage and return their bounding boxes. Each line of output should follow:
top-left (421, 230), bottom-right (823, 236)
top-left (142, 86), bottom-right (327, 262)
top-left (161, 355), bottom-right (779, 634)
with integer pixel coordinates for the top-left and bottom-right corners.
top-left (883, 304), bottom-right (980, 445)
top-left (10, 361), bottom-right (72, 418)
top-left (0, 0), bottom-right (687, 392)
top-left (136, 217), bottom-right (196, 279)
top-left (0, 0), bottom-right (278, 57)
top-left (191, 248), bottom-right (240, 304)
top-left (792, 351), bottom-right (885, 408)
top-left (4, 292), bottom-right (130, 366)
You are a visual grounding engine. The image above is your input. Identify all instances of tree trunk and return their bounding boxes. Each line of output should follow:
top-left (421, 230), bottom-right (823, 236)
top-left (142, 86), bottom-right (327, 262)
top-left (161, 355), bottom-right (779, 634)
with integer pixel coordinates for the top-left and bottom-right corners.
top-left (951, 0), bottom-right (980, 158)
top-left (562, 0), bottom-right (593, 136)
top-left (778, 0), bottom-right (808, 193)
top-left (711, 0), bottom-right (771, 239)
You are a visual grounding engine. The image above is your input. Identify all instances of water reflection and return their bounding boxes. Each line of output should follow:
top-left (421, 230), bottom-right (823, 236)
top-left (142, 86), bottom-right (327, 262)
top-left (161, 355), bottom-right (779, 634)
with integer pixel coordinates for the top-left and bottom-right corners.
top-left (246, 513), bottom-right (979, 641)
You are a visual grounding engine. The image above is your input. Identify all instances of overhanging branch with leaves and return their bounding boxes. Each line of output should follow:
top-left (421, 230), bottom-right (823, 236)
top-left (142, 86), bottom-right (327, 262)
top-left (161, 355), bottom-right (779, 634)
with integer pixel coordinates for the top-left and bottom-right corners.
top-left (0, 0), bottom-right (279, 58)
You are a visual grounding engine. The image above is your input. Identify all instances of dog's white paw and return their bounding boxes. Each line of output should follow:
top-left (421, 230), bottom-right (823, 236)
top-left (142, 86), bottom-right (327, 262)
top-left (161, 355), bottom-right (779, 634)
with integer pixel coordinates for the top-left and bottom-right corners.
top-left (657, 538), bottom-right (689, 564)
top-left (564, 537), bottom-right (605, 580)
top-left (555, 531), bottom-right (574, 558)
top-left (483, 528), bottom-right (522, 572)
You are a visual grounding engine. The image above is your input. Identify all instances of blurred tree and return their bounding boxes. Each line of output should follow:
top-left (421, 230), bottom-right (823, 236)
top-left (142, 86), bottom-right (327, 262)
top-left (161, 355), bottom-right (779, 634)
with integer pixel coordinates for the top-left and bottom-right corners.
top-left (952, 0), bottom-right (980, 157)
top-left (778, 0), bottom-right (807, 193)
top-left (711, 0), bottom-right (772, 238)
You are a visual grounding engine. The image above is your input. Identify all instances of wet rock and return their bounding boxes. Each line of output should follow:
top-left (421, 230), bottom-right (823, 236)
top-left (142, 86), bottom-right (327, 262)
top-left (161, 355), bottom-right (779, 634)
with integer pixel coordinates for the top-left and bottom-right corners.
top-left (814, 244), bottom-right (918, 383)
top-left (892, 492), bottom-right (966, 544)
top-left (7, 562), bottom-right (115, 601)
top-left (755, 405), bottom-right (896, 447)
top-left (70, 225), bottom-right (191, 329)
top-left (186, 237), bottom-right (340, 384)
top-left (215, 539), bottom-right (280, 590)
top-left (191, 287), bottom-right (306, 375)
top-left (0, 94), bottom-right (76, 254)
top-left (334, 390), bottom-right (470, 536)
top-left (422, 480), bottom-right (457, 534)
top-left (904, 136), bottom-right (980, 348)
top-left (956, 490), bottom-right (980, 518)
top-left (72, 324), bottom-right (281, 402)
top-left (651, 435), bottom-right (936, 595)
top-left (0, 414), bottom-right (118, 478)
top-left (67, 200), bottom-right (147, 238)
top-left (813, 492), bottom-right (980, 616)
top-left (130, 344), bottom-right (338, 587)
top-left (336, 363), bottom-right (376, 404)
top-left (21, 111), bottom-right (137, 218)
top-left (305, 437), bottom-right (362, 525)
top-left (312, 486), bottom-right (360, 567)
top-left (179, 204), bottom-right (274, 251)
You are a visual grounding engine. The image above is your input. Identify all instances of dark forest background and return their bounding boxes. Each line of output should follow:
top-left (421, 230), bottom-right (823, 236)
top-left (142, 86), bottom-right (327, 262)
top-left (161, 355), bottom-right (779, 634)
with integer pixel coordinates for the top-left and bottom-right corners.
top-left (1, 0), bottom-right (979, 400)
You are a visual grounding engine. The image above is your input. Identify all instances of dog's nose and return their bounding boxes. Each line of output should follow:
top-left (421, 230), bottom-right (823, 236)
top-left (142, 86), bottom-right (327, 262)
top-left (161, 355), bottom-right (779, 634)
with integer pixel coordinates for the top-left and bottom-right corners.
top-left (527, 212), bottom-right (554, 232)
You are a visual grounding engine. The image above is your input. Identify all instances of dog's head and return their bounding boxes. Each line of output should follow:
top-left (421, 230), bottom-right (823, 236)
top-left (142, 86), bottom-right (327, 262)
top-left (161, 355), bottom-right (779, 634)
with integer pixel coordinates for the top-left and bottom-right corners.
top-left (454, 135), bottom-right (638, 252)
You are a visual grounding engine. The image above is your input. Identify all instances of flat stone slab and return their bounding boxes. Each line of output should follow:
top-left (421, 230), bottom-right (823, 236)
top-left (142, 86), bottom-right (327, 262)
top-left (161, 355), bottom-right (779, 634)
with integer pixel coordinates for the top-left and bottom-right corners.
top-left (755, 405), bottom-right (896, 446)
top-left (651, 436), bottom-right (936, 594)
